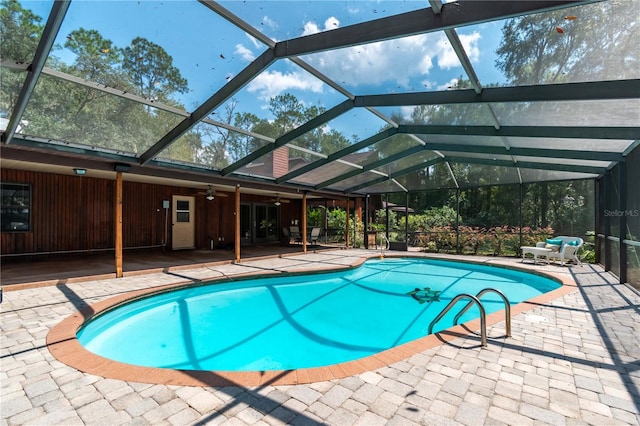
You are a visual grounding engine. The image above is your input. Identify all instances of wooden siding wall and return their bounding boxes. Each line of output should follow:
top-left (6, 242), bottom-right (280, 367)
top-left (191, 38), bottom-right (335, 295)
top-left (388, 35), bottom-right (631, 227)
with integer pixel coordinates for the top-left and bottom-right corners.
top-left (1, 169), bottom-right (115, 255)
top-left (1, 168), bottom-right (304, 257)
top-left (1, 169), bottom-right (199, 256)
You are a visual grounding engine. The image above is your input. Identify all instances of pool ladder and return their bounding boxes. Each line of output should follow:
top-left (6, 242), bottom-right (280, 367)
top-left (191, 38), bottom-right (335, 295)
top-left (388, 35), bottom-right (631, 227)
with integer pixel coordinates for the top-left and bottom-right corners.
top-left (380, 234), bottom-right (390, 258)
top-left (428, 288), bottom-right (511, 348)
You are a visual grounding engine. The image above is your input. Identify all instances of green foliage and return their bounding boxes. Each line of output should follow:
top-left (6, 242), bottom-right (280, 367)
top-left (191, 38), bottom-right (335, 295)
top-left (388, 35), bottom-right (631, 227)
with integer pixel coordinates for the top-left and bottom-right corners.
top-left (306, 207), bottom-right (324, 228)
top-left (1, 0), bottom-right (43, 114)
top-left (1, 1), bottom-right (353, 168)
top-left (0, 0), bottom-right (42, 61)
top-left (122, 37), bottom-right (188, 102)
top-left (496, 1), bottom-right (639, 84)
top-left (416, 225), bottom-right (555, 256)
top-left (327, 208), bottom-right (346, 240)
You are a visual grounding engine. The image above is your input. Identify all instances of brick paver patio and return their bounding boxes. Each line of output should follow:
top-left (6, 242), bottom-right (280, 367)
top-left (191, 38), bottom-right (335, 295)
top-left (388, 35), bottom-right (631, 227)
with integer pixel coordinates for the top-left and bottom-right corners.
top-left (1, 250), bottom-right (639, 425)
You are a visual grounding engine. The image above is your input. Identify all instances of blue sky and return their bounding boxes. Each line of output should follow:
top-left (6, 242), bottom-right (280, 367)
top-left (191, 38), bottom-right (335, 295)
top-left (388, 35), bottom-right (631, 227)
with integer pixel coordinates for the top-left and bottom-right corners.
top-left (25, 0), bottom-right (508, 140)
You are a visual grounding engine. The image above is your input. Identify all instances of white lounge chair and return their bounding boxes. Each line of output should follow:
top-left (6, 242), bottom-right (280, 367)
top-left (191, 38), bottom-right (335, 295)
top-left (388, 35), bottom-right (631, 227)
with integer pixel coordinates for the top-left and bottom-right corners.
top-left (536, 236), bottom-right (583, 266)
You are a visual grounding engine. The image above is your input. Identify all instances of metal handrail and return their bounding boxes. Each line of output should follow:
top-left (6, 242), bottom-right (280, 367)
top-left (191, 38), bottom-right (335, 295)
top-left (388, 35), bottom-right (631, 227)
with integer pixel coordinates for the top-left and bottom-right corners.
top-left (428, 294), bottom-right (487, 347)
top-left (380, 234), bottom-right (390, 257)
top-left (454, 288), bottom-right (511, 338)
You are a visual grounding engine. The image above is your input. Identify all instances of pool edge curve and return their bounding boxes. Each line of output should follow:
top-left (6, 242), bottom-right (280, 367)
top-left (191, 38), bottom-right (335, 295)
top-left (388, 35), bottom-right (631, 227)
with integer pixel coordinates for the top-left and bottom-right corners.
top-left (46, 254), bottom-right (578, 387)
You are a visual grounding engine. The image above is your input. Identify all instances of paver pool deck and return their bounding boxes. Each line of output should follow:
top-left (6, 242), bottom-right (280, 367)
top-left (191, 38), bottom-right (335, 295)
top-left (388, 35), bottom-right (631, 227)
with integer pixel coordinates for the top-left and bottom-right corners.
top-left (1, 249), bottom-right (639, 425)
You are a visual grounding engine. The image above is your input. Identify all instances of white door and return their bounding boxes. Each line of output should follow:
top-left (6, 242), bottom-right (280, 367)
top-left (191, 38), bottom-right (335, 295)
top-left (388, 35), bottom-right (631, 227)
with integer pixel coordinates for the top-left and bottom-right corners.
top-left (172, 195), bottom-right (195, 250)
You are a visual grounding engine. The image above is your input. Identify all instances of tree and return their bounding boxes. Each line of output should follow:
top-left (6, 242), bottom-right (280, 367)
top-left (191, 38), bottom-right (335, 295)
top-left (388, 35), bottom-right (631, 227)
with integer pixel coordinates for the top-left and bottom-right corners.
top-left (122, 37), bottom-right (188, 103)
top-left (0, 0), bottom-right (42, 61)
top-left (270, 94), bottom-right (304, 134)
top-left (0, 0), bottom-right (44, 114)
top-left (63, 28), bottom-right (122, 84)
top-left (496, 1), bottom-right (639, 84)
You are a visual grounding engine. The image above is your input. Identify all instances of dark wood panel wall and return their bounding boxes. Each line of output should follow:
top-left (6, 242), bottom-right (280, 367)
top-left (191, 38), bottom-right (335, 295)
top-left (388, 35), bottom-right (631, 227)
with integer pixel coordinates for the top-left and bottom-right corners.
top-left (1, 168), bottom-right (303, 257)
top-left (2, 169), bottom-right (116, 255)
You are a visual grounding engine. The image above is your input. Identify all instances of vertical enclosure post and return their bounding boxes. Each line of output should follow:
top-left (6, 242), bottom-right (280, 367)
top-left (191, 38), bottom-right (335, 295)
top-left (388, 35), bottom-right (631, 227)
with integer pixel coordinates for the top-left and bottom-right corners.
top-left (302, 193), bottom-right (308, 253)
top-left (114, 171), bottom-right (123, 278)
top-left (619, 162), bottom-right (627, 283)
top-left (345, 197), bottom-right (350, 248)
top-left (405, 192), bottom-right (409, 249)
top-left (455, 189), bottom-right (460, 254)
top-left (519, 184), bottom-right (524, 250)
top-left (604, 172), bottom-right (611, 272)
top-left (364, 194), bottom-right (370, 249)
top-left (235, 185), bottom-right (241, 263)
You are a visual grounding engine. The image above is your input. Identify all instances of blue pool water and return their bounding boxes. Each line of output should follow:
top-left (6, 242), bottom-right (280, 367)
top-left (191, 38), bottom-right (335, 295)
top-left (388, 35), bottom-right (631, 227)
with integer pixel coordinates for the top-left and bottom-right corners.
top-left (77, 258), bottom-right (560, 371)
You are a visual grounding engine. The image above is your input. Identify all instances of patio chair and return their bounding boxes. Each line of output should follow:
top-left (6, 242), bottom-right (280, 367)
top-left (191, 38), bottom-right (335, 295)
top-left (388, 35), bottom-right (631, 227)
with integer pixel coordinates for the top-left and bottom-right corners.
top-left (309, 227), bottom-right (321, 246)
top-left (537, 236), bottom-right (583, 266)
top-left (547, 244), bottom-right (581, 266)
top-left (282, 227), bottom-right (291, 245)
top-left (290, 226), bottom-right (302, 244)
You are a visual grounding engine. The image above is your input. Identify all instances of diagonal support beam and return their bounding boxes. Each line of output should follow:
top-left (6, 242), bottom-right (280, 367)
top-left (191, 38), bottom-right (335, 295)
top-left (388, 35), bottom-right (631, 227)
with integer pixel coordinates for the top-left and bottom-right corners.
top-left (317, 145), bottom-right (432, 189)
top-left (398, 124), bottom-right (640, 140)
top-left (222, 99), bottom-right (354, 175)
top-left (140, 49), bottom-right (276, 164)
top-left (444, 156), bottom-right (607, 175)
top-left (276, 127), bottom-right (397, 183)
top-left (274, 1), bottom-right (594, 58)
top-left (419, 143), bottom-right (624, 162)
top-left (1, 1), bottom-right (70, 144)
top-left (345, 158), bottom-right (443, 193)
top-left (358, 79), bottom-right (640, 107)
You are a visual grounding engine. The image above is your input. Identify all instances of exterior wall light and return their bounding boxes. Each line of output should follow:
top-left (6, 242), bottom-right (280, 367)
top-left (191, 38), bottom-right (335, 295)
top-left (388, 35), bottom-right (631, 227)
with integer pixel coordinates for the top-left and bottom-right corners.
top-left (73, 168), bottom-right (87, 175)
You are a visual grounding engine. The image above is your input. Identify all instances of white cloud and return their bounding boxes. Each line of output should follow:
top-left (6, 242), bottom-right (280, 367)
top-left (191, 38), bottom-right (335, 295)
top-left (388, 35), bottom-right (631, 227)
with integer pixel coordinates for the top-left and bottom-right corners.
top-left (302, 17), bottom-right (340, 35)
top-left (460, 32), bottom-right (481, 63)
top-left (247, 70), bottom-right (324, 100)
top-left (305, 33), bottom-right (439, 89)
top-left (399, 106), bottom-right (416, 122)
top-left (232, 23), bottom-right (481, 100)
top-left (436, 32), bottom-right (481, 69)
top-left (246, 34), bottom-right (262, 49)
top-left (262, 15), bottom-right (278, 31)
top-left (324, 17), bottom-right (340, 30)
top-left (235, 44), bottom-right (255, 62)
top-left (302, 21), bottom-right (321, 36)
top-left (302, 31), bottom-right (482, 89)
top-left (437, 77), bottom-right (460, 91)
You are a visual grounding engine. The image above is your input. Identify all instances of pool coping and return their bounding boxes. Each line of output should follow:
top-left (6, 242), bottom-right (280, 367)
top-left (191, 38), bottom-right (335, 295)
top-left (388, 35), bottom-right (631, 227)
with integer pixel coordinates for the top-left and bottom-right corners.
top-left (46, 254), bottom-right (578, 387)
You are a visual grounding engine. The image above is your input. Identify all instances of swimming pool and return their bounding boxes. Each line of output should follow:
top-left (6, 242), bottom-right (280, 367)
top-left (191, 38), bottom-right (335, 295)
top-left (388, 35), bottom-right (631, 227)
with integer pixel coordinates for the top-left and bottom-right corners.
top-left (76, 257), bottom-right (561, 372)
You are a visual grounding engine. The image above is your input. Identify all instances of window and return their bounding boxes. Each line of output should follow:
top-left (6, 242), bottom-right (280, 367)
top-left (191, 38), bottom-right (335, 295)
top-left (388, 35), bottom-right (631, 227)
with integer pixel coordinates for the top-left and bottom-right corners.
top-left (1, 183), bottom-right (31, 232)
top-left (175, 200), bottom-right (190, 223)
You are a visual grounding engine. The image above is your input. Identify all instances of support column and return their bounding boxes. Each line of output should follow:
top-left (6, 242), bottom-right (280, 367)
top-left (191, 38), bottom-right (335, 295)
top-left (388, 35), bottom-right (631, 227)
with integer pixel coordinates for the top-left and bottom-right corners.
top-left (302, 193), bottom-right (308, 253)
top-left (345, 198), bottom-right (350, 248)
top-left (385, 194), bottom-right (390, 245)
top-left (115, 171), bottom-right (123, 278)
top-left (405, 192), bottom-right (409, 249)
top-left (235, 185), bottom-right (241, 263)
top-left (519, 184), bottom-right (524, 250)
top-left (364, 195), bottom-right (370, 249)
top-left (619, 162), bottom-right (627, 283)
top-left (595, 179), bottom-right (601, 263)
top-left (604, 172), bottom-right (611, 272)
top-left (455, 189), bottom-right (460, 254)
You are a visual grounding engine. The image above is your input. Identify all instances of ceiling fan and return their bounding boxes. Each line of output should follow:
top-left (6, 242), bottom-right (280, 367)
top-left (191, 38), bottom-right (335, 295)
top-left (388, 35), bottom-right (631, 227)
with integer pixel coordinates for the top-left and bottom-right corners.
top-left (268, 193), bottom-right (290, 206)
top-left (197, 185), bottom-right (228, 201)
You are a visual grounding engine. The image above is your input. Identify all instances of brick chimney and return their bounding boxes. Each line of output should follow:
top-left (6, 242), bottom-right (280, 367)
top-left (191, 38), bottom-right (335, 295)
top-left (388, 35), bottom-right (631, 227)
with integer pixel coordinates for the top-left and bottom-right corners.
top-left (273, 146), bottom-right (289, 178)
